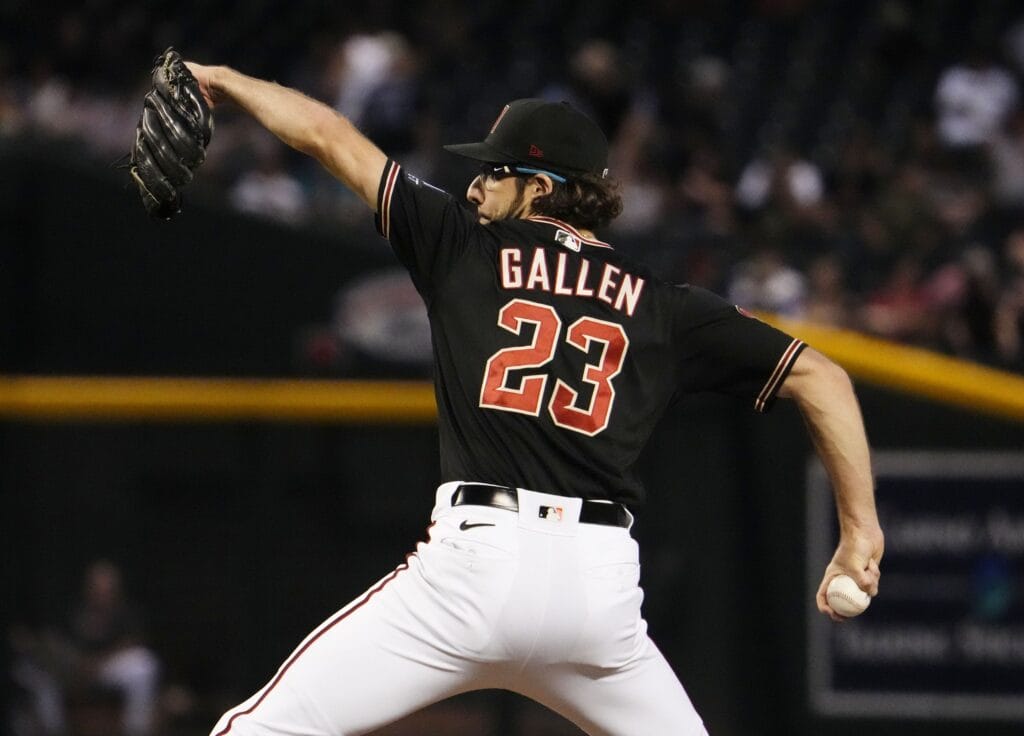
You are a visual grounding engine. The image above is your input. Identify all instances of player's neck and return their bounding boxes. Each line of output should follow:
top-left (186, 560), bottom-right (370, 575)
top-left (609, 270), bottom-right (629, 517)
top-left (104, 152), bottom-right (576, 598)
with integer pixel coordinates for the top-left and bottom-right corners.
top-left (521, 207), bottom-right (595, 241)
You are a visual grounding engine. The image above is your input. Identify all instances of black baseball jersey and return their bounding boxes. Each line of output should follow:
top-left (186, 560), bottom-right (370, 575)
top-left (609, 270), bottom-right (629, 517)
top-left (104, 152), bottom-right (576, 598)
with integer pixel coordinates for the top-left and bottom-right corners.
top-left (376, 160), bottom-right (805, 507)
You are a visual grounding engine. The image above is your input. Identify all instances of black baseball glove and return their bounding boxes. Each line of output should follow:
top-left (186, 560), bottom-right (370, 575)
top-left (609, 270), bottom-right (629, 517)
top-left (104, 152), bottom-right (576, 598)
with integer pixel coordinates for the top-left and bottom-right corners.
top-left (128, 48), bottom-right (214, 220)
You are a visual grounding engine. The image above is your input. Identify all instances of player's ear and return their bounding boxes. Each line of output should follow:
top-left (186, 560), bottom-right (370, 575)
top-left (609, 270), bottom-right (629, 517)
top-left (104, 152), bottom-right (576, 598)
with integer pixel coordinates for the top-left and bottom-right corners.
top-left (530, 174), bottom-right (555, 196)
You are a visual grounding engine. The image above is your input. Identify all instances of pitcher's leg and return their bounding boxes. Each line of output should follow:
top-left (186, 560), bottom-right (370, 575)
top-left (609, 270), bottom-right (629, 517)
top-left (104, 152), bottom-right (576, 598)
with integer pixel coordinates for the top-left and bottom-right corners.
top-left (523, 637), bottom-right (708, 736)
top-left (209, 558), bottom-right (473, 736)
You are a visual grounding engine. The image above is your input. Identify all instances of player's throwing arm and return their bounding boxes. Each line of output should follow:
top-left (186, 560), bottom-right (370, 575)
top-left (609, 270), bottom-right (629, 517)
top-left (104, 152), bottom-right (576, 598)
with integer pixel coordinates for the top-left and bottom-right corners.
top-left (778, 347), bottom-right (884, 622)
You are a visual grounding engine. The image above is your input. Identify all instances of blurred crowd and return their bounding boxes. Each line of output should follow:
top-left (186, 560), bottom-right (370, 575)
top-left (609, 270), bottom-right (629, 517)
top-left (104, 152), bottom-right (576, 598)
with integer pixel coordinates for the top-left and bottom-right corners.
top-left (2, 0), bottom-right (1024, 372)
top-left (9, 561), bottom-right (164, 736)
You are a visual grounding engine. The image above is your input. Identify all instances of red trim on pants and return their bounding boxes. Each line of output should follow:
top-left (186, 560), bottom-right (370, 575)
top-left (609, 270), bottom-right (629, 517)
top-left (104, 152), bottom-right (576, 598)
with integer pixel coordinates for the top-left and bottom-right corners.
top-left (214, 559), bottom-right (412, 735)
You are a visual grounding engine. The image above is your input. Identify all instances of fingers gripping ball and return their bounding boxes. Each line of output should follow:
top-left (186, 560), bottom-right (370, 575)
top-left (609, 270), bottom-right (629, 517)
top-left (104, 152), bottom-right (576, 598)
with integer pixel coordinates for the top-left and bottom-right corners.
top-left (129, 48), bottom-right (214, 220)
top-left (826, 575), bottom-right (871, 617)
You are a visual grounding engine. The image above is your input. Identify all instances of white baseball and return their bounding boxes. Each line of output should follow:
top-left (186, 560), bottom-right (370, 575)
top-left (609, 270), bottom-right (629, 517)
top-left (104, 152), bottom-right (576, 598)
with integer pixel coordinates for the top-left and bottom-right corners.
top-left (826, 575), bottom-right (870, 617)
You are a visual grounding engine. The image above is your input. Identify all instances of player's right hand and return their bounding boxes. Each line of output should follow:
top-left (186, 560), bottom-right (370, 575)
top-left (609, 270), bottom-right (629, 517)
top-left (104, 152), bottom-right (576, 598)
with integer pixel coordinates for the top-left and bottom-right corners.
top-left (816, 525), bottom-right (884, 622)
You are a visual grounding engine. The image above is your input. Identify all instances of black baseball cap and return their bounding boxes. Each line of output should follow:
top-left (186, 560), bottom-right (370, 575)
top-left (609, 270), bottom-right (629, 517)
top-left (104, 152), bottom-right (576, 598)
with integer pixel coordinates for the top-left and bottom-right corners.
top-left (444, 98), bottom-right (609, 180)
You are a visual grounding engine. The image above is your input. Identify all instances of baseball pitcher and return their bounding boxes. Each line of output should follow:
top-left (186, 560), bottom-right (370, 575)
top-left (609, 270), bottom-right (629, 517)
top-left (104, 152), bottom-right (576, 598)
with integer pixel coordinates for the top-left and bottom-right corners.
top-left (169, 57), bottom-right (883, 736)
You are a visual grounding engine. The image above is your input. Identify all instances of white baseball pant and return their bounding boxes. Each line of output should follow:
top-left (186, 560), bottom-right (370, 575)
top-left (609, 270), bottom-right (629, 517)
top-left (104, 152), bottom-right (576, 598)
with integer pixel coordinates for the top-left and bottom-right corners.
top-left (210, 482), bottom-right (708, 735)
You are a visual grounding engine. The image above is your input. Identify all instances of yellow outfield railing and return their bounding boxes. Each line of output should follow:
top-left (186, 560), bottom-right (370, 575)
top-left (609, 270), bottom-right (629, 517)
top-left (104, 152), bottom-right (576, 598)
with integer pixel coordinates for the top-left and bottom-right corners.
top-left (0, 318), bottom-right (1022, 423)
top-left (0, 376), bottom-right (437, 423)
top-left (759, 315), bottom-right (1024, 424)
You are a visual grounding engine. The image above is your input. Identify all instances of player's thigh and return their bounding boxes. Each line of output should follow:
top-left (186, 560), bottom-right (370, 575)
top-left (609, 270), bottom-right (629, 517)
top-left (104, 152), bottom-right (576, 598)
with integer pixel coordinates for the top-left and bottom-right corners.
top-left (209, 560), bottom-right (471, 736)
top-left (526, 639), bottom-right (708, 736)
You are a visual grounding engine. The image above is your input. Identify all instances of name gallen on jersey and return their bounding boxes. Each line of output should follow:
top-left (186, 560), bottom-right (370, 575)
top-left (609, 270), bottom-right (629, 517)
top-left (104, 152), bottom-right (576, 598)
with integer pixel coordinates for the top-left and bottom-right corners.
top-left (498, 246), bottom-right (645, 317)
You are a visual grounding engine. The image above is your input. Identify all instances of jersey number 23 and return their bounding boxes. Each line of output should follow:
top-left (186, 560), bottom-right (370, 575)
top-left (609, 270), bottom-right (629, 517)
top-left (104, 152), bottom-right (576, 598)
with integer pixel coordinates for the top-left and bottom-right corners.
top-left (479, 298), bottom-right (629, 437)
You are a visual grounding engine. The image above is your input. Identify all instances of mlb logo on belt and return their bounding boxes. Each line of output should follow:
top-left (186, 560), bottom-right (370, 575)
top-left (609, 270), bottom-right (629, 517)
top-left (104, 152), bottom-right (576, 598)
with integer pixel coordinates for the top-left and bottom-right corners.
top-left (539, 505), bottom-right (564, 522)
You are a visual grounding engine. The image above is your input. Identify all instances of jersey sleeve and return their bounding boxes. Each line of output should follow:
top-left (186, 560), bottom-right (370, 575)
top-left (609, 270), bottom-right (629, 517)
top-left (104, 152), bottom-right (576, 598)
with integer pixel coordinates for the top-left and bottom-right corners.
top-left (672, 286), bottom-right (806, 412)
top-left (374, 159), bottom-right (475, 298)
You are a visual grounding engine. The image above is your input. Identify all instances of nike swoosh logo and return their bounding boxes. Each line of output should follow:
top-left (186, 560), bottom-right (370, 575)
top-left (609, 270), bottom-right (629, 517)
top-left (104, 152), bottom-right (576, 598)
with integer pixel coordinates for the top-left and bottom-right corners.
top-left (459, 520), bottom-right (496, 531)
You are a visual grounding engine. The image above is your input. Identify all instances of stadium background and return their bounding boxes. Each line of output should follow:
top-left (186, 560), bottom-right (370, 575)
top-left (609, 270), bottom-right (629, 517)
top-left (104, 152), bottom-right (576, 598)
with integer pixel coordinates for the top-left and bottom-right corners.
top-left (2, 1), bottom-right (1024, 734)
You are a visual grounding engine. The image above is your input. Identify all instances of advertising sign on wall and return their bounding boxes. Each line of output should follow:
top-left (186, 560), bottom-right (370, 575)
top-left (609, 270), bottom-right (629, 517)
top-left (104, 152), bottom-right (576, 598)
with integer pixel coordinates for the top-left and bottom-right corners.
top-left (807, 452), bottom-right (1024, 719)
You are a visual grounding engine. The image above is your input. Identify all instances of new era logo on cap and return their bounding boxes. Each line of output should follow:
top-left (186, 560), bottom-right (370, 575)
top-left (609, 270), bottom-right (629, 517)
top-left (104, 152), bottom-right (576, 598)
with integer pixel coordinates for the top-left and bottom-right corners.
top-left (528, 144), bottom-right (544, 158)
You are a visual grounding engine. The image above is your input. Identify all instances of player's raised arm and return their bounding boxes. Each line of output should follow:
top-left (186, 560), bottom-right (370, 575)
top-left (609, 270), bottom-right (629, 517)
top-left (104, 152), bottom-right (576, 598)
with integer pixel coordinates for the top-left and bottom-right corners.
top-left (185, 62), bottom-right (388, 211)
top-left (777, 347), bottom-right (885, 622)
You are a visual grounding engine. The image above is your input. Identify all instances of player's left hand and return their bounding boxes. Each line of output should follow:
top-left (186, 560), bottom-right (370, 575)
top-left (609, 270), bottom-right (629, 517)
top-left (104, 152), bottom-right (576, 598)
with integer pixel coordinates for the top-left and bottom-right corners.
top-left (816, 524), bottom-right (884, 622)
top-left (127, 47), bottom-right (214, 220)
top-left (183, 61), bottom-right (222, 110)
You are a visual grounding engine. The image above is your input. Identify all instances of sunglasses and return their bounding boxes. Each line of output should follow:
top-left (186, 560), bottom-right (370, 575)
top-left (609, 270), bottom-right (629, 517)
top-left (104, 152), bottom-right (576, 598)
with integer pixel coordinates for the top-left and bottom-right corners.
top-left (476, 163), bottom-right (567, 184)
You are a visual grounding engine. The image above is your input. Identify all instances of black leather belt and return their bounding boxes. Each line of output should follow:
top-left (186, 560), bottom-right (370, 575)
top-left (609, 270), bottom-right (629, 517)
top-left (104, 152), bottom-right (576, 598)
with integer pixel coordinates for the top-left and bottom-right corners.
top-left (451, 483), bottom-right (631, 528)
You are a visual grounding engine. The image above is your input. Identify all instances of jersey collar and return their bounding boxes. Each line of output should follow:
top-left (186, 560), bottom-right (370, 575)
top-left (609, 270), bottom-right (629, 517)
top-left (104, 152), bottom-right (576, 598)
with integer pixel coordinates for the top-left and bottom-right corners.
top-left (526, 216), bottom-right (613, 250)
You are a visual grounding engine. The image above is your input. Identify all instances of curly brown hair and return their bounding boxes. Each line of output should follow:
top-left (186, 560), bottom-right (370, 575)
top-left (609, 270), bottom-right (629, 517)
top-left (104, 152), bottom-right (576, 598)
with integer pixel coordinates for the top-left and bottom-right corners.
top-left (520, 173), bottom-right (624, 231)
